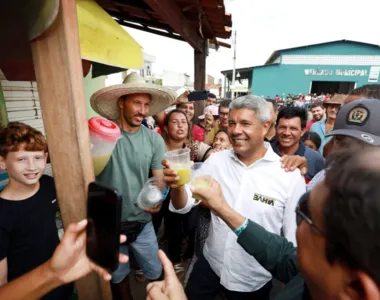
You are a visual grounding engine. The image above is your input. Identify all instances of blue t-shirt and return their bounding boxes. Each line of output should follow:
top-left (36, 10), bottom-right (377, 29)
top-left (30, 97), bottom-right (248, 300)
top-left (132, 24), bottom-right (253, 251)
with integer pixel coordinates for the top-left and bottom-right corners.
top-left (271, 141), bottom-right (325, 181)
top-left (310, 120), bottom-right (332, 154)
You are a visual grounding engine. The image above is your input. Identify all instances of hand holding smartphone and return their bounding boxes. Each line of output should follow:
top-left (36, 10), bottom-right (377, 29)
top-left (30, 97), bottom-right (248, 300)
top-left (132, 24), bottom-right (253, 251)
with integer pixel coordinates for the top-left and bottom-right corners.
top-left (86, 182), bottom-right (122, 273)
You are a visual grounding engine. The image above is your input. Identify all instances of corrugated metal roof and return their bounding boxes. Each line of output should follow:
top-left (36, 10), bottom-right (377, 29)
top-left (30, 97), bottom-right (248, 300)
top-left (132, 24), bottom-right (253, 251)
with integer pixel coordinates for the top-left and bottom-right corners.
top-left (265, 39), bottom-right (380, 65)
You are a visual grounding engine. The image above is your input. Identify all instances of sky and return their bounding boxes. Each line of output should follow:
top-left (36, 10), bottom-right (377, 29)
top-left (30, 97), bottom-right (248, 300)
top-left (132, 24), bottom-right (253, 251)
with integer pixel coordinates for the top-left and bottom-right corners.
top-left (124, 0), bottom-right (380, 82)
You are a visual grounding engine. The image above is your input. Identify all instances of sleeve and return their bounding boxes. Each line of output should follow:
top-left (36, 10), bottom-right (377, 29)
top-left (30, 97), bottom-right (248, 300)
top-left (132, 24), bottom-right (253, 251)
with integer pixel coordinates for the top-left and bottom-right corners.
top-left (282, 173), bottom-right (306, 245)
top-left (192, 125), bottom-right (205, 142)
top-left (315, 155), bottom-right (325, 174)
top-left (238, 220), bottom-right (299, 284)
top-left (151, 134), bottom-right (167, 171)
top-left (0, 227), bottom-right (9, 260)
top-left (307, 169), bottom-right (326, 192)
top-left (169, 184), bottom-right (196, 214)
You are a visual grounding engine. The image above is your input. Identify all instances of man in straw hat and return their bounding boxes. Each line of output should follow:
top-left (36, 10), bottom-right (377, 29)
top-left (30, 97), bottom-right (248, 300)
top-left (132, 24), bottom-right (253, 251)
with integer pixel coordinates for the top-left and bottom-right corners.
top-left (90, 72), bottom-right (177, 300)
top-left (310, 94), bottom-right (345, 154)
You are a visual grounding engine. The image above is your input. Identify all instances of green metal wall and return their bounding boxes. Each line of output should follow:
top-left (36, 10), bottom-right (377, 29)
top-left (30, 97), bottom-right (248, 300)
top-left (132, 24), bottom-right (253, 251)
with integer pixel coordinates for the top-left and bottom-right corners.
top-left (251, 64), bottom-right (375, 97)
top-left (251, 41), bottom-right (380, 97)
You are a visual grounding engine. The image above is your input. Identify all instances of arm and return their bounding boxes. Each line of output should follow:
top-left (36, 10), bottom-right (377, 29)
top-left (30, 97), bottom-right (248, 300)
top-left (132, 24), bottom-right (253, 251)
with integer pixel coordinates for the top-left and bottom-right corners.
top-left (0, 261), bottom-right (61, 300)
top-left (0, 220), bottom-right (128, 300)
top-left (0, 258), bottom-right (7, 286)
top-left (191, 177), bottom-right (299, 283)
top-left (282, 174), bottom-right (306, 245)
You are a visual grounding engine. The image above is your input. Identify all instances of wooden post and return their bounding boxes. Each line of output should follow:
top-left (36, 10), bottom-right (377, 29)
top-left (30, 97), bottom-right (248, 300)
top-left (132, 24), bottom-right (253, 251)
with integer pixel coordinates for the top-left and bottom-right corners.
top-left (30, 1), bottom-right (111, 299)
top-left (194, 41), bottom-right (206, 119)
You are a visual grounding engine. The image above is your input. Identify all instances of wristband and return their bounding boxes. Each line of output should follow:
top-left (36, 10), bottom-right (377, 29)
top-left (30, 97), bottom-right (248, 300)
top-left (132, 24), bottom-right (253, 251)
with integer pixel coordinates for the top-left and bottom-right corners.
top-left (234, 218), bottom-right (248, 236)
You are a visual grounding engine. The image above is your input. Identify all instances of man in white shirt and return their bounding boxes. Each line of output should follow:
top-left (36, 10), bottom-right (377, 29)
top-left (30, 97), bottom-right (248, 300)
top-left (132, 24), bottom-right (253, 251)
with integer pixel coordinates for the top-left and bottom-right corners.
top-left (163, 95), bottom-right (306, 300)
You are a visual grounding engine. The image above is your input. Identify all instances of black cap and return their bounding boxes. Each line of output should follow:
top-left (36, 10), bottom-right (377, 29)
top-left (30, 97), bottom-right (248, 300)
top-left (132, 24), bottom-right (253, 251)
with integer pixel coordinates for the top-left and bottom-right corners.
top-left (326, 98), bottom-right (380, 146)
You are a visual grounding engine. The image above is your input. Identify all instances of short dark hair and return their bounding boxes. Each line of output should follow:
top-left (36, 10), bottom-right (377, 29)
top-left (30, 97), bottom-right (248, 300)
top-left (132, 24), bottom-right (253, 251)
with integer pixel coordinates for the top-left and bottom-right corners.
top-left (219, 99), bottom-right (232, 112)
top-left (276, 107), bottom-right (307, 129)
top-left (301, 131), bottom-right (322, 149)
top-left (266, 98), bottom-right (278, 113)
top-left (310, 102), bottom-right (324, 110)
top-left (349, 84), bottom-right (380, 99)
top-left (323, 149), bottom-right (380, 286)
top-left (208, 93), bottom-right (216, 99)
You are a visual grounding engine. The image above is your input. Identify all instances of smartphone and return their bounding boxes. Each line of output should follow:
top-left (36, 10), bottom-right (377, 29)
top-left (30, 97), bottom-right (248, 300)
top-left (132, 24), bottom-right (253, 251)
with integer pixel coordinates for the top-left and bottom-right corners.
top-left (86, 182), bottom-right (122, 273)
top-left (188, 90), bottom-right (209, 101)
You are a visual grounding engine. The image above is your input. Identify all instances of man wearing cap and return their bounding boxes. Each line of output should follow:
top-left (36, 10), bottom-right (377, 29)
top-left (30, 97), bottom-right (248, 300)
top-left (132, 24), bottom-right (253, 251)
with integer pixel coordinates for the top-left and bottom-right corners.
top-left (90, 72), bottom-right (177, 300)
top-left (308, 97), bottom-right (380, 192)
top-left (310, 94), bottom-right (345, 154)
top-left (199, 105), bottom-right (219, 145)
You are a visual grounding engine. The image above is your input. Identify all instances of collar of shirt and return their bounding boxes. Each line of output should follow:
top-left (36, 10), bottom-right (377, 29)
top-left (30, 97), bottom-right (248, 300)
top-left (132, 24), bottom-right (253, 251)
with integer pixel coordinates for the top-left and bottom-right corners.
top-left (271, 140), bottom-right (306, 157)
top-left (228, 142), bottom-right (278, 166)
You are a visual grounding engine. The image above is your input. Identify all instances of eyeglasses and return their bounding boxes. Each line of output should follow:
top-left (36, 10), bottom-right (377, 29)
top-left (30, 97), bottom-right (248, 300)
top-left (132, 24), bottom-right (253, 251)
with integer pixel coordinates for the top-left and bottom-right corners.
top-left (295, 192), bottom-right (324, 234)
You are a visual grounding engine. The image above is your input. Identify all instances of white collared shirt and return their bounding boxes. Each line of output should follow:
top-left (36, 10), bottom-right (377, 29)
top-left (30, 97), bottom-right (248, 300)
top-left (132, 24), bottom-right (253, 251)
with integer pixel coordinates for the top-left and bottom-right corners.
top-left (170, 143), bottom-right (306, 292)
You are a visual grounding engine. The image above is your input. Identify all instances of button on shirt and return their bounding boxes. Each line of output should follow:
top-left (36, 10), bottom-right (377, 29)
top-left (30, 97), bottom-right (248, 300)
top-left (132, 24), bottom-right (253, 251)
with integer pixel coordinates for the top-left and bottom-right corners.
top-left (170, 143), bottom-right (306, 292)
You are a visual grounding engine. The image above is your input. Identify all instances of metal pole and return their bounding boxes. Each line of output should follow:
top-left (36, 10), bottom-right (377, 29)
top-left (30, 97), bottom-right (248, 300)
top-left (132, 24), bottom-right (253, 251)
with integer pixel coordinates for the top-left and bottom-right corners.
top-left (231, 30), bottom-right (237, 100)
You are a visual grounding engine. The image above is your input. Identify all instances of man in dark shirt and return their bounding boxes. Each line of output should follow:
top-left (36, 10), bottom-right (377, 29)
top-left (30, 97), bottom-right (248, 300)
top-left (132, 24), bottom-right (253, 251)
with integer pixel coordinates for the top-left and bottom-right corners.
top-left (271, 107), bottom-right (324, 183)
top-left (150, 148), bottom-right (380, 300)
top-left (0, 122), bottom-right (73, 299)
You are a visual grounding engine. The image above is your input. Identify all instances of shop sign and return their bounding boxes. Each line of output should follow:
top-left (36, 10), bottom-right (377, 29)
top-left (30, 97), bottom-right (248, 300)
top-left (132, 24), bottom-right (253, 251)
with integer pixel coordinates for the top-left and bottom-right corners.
top-left (368, 66), bottom-right (380, 83)
top-left (304, 69), bottom-right (368, 77)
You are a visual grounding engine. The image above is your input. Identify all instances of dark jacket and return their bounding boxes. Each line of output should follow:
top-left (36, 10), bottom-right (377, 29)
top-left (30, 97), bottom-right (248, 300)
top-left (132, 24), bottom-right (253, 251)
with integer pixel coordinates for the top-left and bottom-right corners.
top-left (237, 221), bottom-right (311, 300)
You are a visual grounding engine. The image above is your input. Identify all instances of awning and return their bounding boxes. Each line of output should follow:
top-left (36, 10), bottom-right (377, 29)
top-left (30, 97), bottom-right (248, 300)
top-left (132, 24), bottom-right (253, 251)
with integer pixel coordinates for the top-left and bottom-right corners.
top-left (77, 0), bottom-right (144, 70)
top-left (0, 0), bottom-right (143, 81)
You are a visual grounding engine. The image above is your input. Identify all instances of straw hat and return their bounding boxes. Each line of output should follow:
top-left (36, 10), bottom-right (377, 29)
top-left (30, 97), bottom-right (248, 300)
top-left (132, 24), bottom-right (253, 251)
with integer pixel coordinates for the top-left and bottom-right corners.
top-left (90, 72), bottom-right (177, 120)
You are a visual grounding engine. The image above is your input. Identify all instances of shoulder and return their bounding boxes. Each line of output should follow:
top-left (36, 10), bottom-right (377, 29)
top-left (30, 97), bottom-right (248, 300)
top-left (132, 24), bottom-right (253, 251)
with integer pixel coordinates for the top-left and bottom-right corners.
top-left (310, 120), bottom-right (323, 130)
top-left (39, 175), bottom-right (57, 198)
top-left (204, 149), bottom-right (230, 164)
top-left (304, 147), bottom-right (324, 161)
top-left (142, 126), bottom-right (165, 145)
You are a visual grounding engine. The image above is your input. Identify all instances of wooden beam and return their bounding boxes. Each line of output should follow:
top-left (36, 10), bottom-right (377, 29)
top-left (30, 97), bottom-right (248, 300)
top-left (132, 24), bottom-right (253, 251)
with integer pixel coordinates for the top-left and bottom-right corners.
top-left (118, 19), bottom-right (184, 42)
top-left (30, 1), bottom-right (111, 299)
top-left (194, 40), bottom-right (207, 119)
top-left (144, 0), bottom-right (204, 52)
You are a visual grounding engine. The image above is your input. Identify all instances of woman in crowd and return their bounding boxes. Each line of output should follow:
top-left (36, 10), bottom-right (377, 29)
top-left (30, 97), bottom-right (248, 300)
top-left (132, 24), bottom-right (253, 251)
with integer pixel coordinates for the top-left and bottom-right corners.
top-left (176, 102), bottom-right (205, 142)
top-left (301, 131), bottom-right (322, 151)
top-left (153, 109), bottom-right (212, 278)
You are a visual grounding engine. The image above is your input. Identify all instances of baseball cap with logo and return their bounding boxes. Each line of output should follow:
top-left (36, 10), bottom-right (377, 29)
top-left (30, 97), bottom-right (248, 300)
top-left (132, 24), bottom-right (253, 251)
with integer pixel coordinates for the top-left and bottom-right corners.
top-left (326, 98), bottom-right (380, 145)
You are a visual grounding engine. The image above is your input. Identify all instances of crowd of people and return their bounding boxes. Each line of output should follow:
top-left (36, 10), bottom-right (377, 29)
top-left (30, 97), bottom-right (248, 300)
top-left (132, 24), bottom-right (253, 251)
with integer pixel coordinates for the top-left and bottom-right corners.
top-left (0, 72), bottom-right (380, 300)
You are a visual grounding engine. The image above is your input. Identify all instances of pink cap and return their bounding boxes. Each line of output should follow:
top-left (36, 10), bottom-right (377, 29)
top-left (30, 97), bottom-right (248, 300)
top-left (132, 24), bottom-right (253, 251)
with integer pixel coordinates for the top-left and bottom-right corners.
top-left (88, 117), bottom-right (120, 142)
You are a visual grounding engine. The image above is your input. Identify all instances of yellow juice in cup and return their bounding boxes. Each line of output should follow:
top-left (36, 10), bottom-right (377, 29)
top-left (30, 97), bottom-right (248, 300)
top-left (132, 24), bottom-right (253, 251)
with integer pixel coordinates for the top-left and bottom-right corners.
top-left (191, 179), bottom-right (211, 201)
top-left (172, 164), bottom-right (191, 186)
top-left (93, 154), bottom-right (112, 176)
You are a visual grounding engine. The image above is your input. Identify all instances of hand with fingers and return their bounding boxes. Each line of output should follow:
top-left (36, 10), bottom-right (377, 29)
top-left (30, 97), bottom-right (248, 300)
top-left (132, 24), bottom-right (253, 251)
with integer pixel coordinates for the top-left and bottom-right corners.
top-left (146, 250), bottom-right (187, 300)
top-left (144, 202), bottom-right (163, 214)
top-left (161, 160), bottom-right (184, 190)
top-left (48, 219), bottom-right (128, 283)
top-left (280, 155), bottom-right (308, 175)
top-left (204, 113), bottom-right (214, 131)
top-left (190, 175), bottom-right (227, 215)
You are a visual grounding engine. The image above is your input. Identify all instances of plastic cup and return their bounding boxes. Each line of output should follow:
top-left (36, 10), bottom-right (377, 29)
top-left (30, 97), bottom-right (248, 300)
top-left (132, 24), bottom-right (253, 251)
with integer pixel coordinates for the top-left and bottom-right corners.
top-left (190, 162), bottom-right (213, 202)
top-left (137, 177), bottom-right (167, 210)
top-left (164, 149), bottom-right (192, 186)
top-left (88, 117), bottom-right (121, 176)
